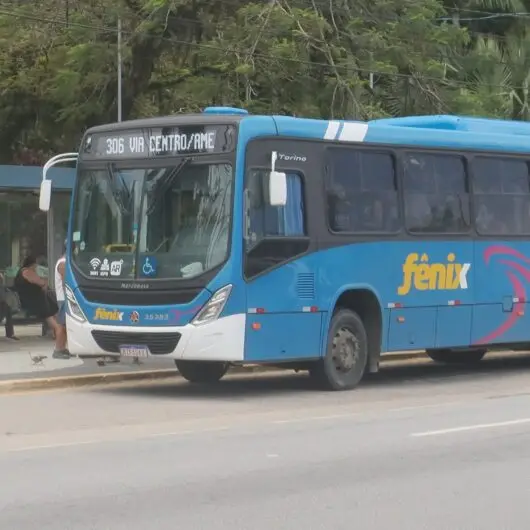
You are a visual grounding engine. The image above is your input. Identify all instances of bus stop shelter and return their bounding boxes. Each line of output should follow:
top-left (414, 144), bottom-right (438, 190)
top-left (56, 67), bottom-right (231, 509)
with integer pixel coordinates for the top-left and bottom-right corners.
top-left (0, 165), bottom-right (75, 292)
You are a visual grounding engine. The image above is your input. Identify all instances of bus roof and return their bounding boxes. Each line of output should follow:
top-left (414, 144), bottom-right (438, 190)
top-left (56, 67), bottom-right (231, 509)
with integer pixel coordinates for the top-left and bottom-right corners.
top-left (269, 113), bottom-right (530, 154)
top-left (369, 114), bottom-right (530, 136)
top-left (85, 106), bottom-right (530, 155)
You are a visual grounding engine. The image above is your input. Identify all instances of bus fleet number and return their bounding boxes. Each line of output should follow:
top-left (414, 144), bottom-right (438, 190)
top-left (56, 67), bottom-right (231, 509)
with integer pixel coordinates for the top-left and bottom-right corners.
top-left (106, 137), bottom-right (125, 155)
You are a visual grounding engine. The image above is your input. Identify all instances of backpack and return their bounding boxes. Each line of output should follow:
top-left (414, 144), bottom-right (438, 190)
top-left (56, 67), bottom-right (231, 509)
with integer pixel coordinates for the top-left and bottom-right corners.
top-left (2, 287), bottom-right (21, 315)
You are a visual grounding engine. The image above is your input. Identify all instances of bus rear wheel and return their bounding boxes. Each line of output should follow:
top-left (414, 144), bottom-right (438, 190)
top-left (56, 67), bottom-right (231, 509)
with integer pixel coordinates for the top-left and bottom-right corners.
top-left (175, 360), bottom-right (229, 384)
top-left (309, 309), bottom-right (368, 391)
top-left (426, 348), bottom-right (486, 365)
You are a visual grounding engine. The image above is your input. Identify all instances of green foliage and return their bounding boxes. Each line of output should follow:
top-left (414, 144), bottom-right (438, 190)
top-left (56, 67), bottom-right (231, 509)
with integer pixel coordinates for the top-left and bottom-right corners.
top-left (0, 0), bottom-right (528, 162)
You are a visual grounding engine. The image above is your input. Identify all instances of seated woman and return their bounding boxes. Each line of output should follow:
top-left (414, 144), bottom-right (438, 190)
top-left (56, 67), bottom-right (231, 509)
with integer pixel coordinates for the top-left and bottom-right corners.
top-left (14, 256), bottom-right (68, 359)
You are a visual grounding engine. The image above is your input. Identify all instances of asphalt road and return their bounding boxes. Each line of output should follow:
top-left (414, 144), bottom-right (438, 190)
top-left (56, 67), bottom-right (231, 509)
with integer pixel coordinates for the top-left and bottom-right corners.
top-left (3, 353), bottom-right (530, 529)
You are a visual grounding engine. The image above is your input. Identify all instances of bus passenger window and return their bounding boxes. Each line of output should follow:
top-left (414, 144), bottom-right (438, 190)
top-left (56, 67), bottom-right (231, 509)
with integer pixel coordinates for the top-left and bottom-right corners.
top-left (326, 148), bottom-right (399, 233)
top-left (403, 153), bottom-right (469, 233)
top-left (473, 157), bottom-right (530, 236)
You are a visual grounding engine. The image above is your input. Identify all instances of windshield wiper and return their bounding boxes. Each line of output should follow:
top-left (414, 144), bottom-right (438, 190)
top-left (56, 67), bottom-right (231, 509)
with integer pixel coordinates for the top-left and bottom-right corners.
top-left (146, 157), bottom-right (192, 215)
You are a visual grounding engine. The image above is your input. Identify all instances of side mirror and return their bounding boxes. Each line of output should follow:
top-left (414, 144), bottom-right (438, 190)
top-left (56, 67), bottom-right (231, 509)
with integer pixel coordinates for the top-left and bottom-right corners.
top-left (267, 151), bottom-right (287, 206)
top-left (268, 170), bottom-right (287, 206)
top-left (39, 179), bottom-right (52, 212)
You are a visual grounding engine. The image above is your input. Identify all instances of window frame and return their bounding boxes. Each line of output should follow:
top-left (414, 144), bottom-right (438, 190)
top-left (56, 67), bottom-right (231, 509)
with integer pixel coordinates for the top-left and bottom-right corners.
top-left (243, 166), bottom-right (308, 251)
top-left (242, 165), bottom-right (311, 280)
top-left (71, 157), bottom-right (236, 286)
top-left (471, 154), bottom-right (530, 237)
top-left (402, 150), bottom-right (472, 237)
top-left (323, 146), bottom-right (402, 236)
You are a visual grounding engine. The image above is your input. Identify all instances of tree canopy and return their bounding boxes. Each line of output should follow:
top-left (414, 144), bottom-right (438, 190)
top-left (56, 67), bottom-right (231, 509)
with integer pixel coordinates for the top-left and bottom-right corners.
top-left (0, 0), bottom-right (528, 163)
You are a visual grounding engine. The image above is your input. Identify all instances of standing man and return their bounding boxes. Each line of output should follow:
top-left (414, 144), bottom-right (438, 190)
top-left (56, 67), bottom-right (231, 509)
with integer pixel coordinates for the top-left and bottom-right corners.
top-left (53, 242), bottom-right (69, 358)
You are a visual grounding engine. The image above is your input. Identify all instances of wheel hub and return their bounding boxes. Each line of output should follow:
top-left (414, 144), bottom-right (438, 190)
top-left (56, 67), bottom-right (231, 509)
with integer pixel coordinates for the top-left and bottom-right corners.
top-left (332, 327), bottom-right (359, 372)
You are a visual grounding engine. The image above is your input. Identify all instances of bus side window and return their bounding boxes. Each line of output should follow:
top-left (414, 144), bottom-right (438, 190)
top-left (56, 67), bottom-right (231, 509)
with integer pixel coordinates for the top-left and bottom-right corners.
top-left (359, 152), bottom-right (399, 231)
top-left (473, 157), bottom-right (530, 235)
top-left (245, 169), bottom-right (306, 248)
top-left (326, 148), bottom-right (398, 233)
top-left (403, 153), bottom-right (469, 233)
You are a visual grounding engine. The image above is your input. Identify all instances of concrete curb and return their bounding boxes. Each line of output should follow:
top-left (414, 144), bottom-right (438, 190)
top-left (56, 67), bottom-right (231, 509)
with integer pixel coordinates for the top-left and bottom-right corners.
top-left (0, 369), bottom-right (179, 394)
top-left (0, 351), bottom-right (428, 394)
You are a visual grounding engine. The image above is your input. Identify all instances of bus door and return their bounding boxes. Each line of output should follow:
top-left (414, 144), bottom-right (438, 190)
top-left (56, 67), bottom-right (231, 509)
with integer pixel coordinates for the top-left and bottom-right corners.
top-left (242, 145), bottom-right (322, 362)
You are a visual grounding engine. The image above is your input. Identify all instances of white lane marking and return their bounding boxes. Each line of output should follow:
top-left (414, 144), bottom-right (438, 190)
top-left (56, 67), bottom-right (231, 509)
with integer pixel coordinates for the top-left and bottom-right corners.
top-left (411, 418), bottom-right (530, 438)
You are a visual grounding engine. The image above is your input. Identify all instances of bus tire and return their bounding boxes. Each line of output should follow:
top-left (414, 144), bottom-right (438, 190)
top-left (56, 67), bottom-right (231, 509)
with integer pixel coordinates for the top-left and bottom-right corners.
top-left (175, 360), bottom-right (229, 384)
top-left (310, 309), bottom-right (368, 391)
top-left (426, 348), bottom-right (486, 365)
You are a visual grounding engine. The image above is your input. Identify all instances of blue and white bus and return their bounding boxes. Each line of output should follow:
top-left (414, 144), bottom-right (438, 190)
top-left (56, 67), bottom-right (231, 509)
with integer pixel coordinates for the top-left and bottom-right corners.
top-left (39, 108), bottom-right (530, 390)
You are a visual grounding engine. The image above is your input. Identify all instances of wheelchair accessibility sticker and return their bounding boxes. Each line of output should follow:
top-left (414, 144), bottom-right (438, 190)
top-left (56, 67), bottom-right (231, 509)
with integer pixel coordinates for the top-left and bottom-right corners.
top-left (140, 256), bottom-right (157, 278)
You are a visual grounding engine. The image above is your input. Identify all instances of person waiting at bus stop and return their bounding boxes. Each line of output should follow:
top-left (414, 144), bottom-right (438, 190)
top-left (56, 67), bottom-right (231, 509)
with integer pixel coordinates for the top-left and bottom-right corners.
top-left (54, 245), bottom-right (69, 356)
top-left (14, 255), bottom-right (68, 359)
top-left (0, 272), bottom-right (19, 341)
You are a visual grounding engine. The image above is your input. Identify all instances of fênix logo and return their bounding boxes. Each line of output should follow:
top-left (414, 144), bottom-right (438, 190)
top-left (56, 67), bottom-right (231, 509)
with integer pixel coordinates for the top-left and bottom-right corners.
top-left (398, 252), bottom-right (471, 296)
top-left (94, 308), bottom-right (124, 321)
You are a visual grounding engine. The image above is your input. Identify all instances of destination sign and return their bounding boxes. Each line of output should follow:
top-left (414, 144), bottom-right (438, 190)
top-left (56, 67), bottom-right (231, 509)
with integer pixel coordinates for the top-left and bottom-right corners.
top-left (81, 124), bottom-right (236, 159)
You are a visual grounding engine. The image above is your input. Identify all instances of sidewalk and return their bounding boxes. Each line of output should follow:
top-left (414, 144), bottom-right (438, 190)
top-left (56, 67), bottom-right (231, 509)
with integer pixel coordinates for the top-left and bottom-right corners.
top-left (0, 326), bottom-right (177, 391)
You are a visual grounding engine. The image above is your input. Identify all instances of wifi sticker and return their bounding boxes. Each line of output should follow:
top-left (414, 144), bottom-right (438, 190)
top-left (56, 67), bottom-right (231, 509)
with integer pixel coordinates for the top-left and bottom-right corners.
top-left (89, 257), bottom-right (101, 276)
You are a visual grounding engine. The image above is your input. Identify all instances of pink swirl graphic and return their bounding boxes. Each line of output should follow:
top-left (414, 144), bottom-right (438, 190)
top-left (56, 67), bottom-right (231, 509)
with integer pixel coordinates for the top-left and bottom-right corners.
top-left (474, 246), bottom-right (528, 345)
top-left (483, 245), bottom-right (530, 265)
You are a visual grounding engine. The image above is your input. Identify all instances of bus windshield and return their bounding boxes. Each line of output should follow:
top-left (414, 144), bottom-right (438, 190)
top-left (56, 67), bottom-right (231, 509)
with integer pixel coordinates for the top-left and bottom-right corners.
top-left (71, 162), bottom-right (232, 281)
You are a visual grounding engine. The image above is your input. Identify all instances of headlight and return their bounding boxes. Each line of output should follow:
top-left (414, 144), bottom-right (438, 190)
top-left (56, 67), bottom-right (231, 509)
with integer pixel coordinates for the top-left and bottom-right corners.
top-left (191, 285), bottom-right (232, 326)
top-left (65, 285), bottom-right (86, 323)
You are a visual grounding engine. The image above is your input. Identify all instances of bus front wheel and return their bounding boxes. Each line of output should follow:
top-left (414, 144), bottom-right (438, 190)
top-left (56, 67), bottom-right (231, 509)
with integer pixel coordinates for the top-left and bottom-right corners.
top-left (175, 360), bottom-right (229, 384)
top-left (309, 309), bottom-right (368, 391)
top-left (426, 348), bottom-right (486, 365)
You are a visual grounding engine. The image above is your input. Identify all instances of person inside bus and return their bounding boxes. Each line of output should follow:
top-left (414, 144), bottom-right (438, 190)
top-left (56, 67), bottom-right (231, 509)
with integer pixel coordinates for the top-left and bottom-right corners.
top-left (403, 156), bottom-right (432, 231)
top-left (14, 255), bottom-right (67, 359)
top-left (327, 183), bottom-right (353, 231)
top-left (357, 193), bottom-right (384, 231)
top-left (473, 160), bottom-right (512, 234)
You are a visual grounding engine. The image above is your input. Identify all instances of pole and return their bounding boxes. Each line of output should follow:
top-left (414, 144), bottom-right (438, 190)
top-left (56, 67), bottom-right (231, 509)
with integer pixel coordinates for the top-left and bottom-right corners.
top-left (117, 17), bottom-right (122, 122)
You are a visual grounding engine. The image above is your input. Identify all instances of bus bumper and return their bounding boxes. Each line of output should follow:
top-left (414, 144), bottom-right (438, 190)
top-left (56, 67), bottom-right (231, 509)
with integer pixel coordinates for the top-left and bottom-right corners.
top-left (65, 313), bottom-right (246, 362)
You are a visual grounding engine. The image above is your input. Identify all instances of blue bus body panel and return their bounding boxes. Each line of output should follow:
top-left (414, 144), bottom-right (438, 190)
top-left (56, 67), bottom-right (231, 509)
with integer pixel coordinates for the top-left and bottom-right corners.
top-left (243, 240), bottom-right (530, 357)
top-left (244, 254), bottom-right (324, 361)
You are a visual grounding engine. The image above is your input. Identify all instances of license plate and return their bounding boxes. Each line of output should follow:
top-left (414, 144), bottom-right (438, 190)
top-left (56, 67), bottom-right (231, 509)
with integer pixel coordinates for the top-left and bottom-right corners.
top-left (119, 345), bottom-right (150, 357)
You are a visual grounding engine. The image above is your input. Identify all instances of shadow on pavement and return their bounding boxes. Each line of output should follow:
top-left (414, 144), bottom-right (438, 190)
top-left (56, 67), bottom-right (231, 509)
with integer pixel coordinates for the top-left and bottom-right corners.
top-left (97, 351), bottom-right (530, 400)
top-left (375, 351), bottom-right (530, 382)
top-left (100, 371), bottom-right (313, 400)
